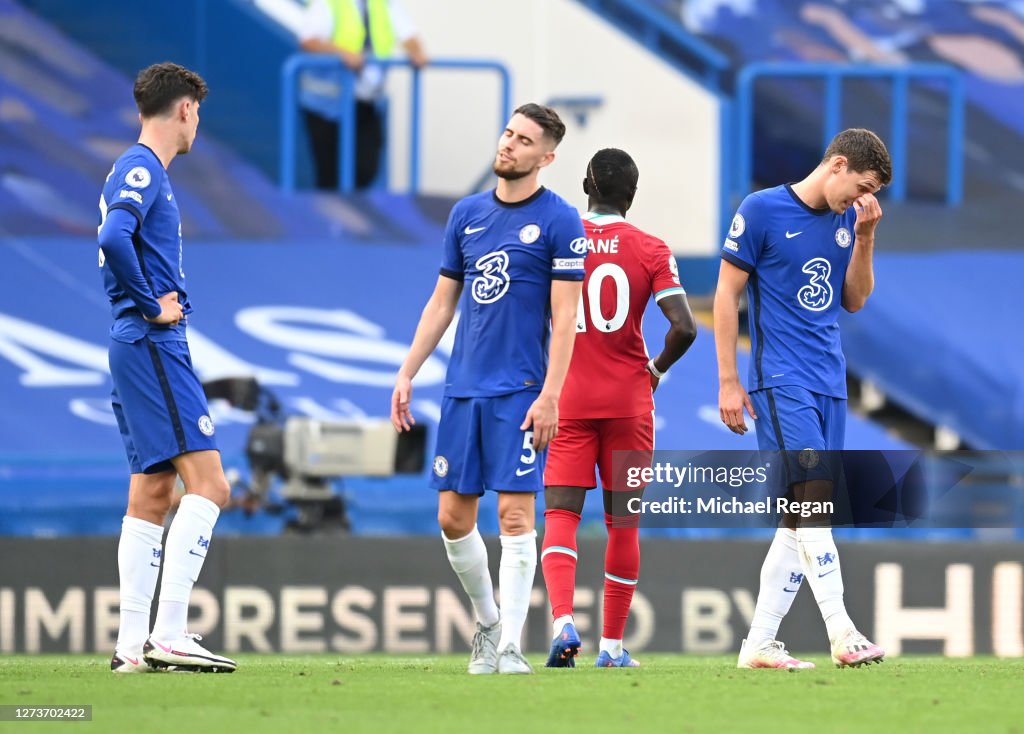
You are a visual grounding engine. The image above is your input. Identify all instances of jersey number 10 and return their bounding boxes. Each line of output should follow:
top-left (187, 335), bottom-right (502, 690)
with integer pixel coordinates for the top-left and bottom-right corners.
top-left (576, 263), bottom-right (629, 334)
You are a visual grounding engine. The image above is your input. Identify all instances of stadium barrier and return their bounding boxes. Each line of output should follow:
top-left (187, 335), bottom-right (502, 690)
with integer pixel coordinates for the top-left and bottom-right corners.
top-left (279, 56), bottom-right (512, 193)
top-left (734, 62), bottom-right (966, 206)
top-left (2, 537), bottom-right (1021, 656)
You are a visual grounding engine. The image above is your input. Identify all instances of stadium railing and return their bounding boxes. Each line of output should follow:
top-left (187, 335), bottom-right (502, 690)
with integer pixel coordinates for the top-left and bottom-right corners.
top-left (734, 62), bottom-right (965, 207)
top-left (279, 55), bottom-right (512, 194)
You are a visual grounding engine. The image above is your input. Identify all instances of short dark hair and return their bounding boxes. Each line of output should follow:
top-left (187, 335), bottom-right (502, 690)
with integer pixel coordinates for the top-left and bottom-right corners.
top-left (514, 103), bottom-right (566, 146)
top-left (585, 148), bottom-right (639, 208)
top-left (134, 62), bottom-right (208, 118)
top-left (822, 128), bottom-right (892, 186)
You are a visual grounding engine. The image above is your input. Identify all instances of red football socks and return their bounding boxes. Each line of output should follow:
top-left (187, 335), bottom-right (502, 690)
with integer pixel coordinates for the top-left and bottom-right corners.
top-left (541, 509), bottom-right (581, 619)
top-left (602, 512), bottom-right (640, 639)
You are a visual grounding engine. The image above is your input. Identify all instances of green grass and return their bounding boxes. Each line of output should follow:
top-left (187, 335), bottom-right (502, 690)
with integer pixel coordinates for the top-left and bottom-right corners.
top-left (2, 655), bottom-right (1023, 733)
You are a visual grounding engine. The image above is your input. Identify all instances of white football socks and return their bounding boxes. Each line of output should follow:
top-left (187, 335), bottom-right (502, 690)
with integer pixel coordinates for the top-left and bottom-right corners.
top-left (152, 494), bottom-right (220, 640)
top-left (497, 530), bottom-right (537, 651)
top-left (552, 614), bottom-right (574, 640)
top-left (796, 526), bottom-right (854, 642)
top-left (747, 527), bottom-right (803, 647)
top-left (116, 515), bottom-right (164, 652)
top-left (443, 525), bottom-right (500, 627)
top-left (599, 637), bottom-right (624, 658)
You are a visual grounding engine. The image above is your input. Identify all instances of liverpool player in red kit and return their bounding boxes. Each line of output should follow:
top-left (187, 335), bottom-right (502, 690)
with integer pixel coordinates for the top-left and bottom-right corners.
top-left (541, 149), bottom-right (697, 667)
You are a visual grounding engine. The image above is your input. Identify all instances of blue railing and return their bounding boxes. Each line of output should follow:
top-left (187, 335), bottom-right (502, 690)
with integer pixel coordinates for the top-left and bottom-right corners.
top-left (280, 55), bottom-right (511, 193)
top-left (573, 0), bottom-right (730, 91)
top-left (735, 63), bottom-right (965, 207)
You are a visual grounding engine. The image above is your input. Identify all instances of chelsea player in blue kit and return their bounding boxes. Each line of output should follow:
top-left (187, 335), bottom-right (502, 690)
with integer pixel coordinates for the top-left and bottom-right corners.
top-left (391, 104), bottom-right (586, 674)
top-left (714, 129), bottom-right (892, 670)
top-left (99, 63), bottom-right (235, 673)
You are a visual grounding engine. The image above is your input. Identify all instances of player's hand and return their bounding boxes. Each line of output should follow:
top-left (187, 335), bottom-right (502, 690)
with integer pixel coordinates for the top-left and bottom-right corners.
top-left (719, 379), bottom-right (756, 435)
top-left (145, 291), bottom-right (183, 326)
top-left (650, 372), bottom-right (661, 394)
top-left (521, 394), bottom-right (558, 452)
top-left (391, 374), bottom-right (415, 432)
top-left (339, 49), bottom-right (365, 71)
top-left (853, 192), bottom-right (883, 238)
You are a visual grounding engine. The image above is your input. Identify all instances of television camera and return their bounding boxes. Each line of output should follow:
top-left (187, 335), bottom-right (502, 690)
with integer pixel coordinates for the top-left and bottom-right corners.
top-left (202, 377), bottom-right (426, 532)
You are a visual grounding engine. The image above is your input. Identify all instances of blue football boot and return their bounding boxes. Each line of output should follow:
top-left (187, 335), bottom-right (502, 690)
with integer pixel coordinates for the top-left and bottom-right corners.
top-left (544, 622), bottom-right (581, 667)
top-left (594, 649), bottom-right (640, 668)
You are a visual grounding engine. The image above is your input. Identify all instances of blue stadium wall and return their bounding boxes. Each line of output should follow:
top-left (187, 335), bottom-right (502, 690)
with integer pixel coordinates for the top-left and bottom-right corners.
top-left (19, 0), bottom-right (306, 183)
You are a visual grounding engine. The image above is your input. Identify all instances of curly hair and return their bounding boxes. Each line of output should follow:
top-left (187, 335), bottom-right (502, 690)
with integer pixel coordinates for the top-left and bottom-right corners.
top-left (134, 62), bottom-right (208, 118)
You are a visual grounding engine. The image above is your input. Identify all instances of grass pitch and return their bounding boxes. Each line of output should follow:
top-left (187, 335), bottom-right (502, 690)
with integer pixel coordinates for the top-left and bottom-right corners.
top-left (2, 655), bottom-right (1022, 733)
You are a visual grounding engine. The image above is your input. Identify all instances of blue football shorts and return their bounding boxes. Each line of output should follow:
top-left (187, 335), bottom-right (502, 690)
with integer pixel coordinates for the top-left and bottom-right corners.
top-left (429, 390), bottom-right (544, 495)
top-left (750, 385), bottom-right (845, 486)
top-left (109, 336), bottom-right (218, 474)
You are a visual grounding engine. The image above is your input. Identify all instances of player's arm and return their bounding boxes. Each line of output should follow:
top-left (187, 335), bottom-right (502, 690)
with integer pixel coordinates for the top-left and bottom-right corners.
top-left (521, 279), bottom-right (582, 452)
top-left (391, 274), bottom-right (463, 432)
top-left (647, 244), bottom-right (697, 391)
top-left (714, 259), bottom-right (757, 434)
top-left (842, 192), bottom-right (882, 312)
top-left (649, 294), bottom-right (697, 392)
top-left (98, 208), bottom-right (180, 324)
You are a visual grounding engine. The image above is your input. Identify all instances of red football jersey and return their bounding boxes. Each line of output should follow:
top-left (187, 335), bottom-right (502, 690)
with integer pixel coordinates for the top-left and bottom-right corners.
top-left (560, 213), bottom-right (685, 419)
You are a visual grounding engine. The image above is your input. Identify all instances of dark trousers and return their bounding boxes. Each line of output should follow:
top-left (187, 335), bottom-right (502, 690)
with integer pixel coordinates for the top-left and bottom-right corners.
top-left (303, 100), bottom-right (383, 190)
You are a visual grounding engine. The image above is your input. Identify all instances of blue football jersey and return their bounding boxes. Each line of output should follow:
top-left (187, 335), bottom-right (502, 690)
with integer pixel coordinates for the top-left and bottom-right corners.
top-left (721, 184), bottom-right (856, 398)
top-left (440, 187), bottom-right (587, 397)
top-left (99, 143), bottom-right (188, 342)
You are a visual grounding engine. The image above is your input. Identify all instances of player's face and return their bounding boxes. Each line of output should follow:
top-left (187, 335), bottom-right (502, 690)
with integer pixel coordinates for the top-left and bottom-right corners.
top-left (179, 100), bottom-right (200, 155)
top-left (824, 158), bottom-right (881, 214)
top-left (493, 113), bottom-right (555, 180)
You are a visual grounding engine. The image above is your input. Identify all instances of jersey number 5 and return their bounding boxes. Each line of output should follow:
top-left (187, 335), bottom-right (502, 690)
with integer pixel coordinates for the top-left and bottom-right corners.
top-left (576, 263), bottom-right (629, 333)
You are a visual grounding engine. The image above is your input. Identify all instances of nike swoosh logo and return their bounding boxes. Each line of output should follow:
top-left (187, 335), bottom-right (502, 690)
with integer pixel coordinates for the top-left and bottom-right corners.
top-left (818, 569), bottom-right (837, 577)
top-left (150, 562), bottom-right (161, 568)
top-left (189, 549), bottom-right (206, 558)
top-left (166, 194), bottom-right (173, 201)
top-left (515, 467), bottom-right (536, 477)
top-left (783, 587), bottom-right (799, 593)
top-left (464, 226), bottom-right (486, 235)
top-left (785, 231), bottom-right (802, 238)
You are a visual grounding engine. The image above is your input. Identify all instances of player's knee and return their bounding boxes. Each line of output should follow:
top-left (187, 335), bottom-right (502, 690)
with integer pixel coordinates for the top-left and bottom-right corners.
top-left (544, 487), bottom-right (585, 514)
top-left (209, 476), bottom-right (232, 508)
top-left (189, 475), bottom-right (231, 508)
top-left (437, 507), bottom-right (473, 539)
top-left (127, 474), bottom-right (176, 523)
top-left (497, 505), bottom-right (532, 536)
top-left (127, 492), bottom-right (172, 524)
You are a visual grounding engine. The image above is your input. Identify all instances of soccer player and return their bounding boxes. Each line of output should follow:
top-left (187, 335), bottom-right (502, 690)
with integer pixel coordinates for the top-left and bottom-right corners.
top-left (714, 128), bottom-right (892, 669)
top-left (541, 149), bottom-right (697, 669)
top-left (391, 103), bottom-right (585, 675)
top-left (99, 63), bottom-right (235, 673)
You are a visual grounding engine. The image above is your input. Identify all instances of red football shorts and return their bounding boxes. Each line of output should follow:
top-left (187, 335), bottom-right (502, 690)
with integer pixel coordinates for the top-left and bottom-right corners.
top-left (544, 413), bottom-right (654, 490)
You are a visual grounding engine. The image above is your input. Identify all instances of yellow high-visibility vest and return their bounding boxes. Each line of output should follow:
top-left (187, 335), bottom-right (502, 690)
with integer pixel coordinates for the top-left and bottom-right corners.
top-left (327, 0), bottom-right (396, 57)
